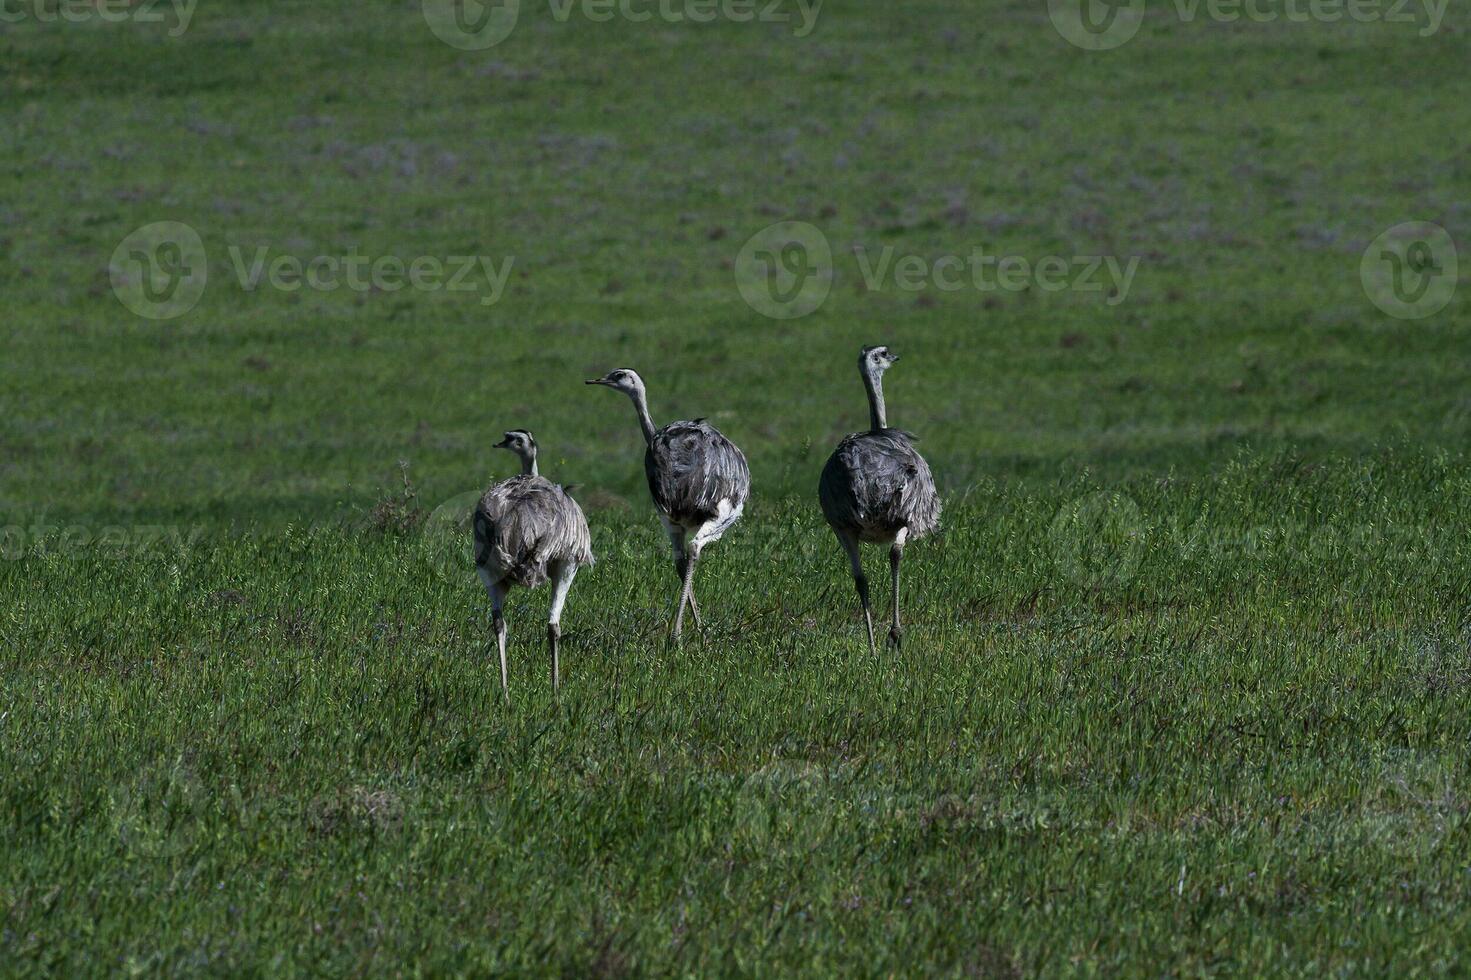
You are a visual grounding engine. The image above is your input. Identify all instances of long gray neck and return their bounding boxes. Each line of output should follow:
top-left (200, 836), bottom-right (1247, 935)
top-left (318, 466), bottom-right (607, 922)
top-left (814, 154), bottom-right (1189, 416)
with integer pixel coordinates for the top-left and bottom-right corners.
top-left (520, 451), bottom-right (538, 477)
top-left (863, 370), bottom-right (887, 431)
top-left (630, 387), bottom-right (657, 446)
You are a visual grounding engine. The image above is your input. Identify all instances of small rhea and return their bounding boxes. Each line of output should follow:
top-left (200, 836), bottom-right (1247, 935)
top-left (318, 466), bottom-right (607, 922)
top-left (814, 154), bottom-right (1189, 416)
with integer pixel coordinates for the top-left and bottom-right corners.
top-left (586, 369), bottom-right (750, 641)
top-left (819, 345), bottom-right (940, 654)
top-left (472, 429), bottom-right (593, 698)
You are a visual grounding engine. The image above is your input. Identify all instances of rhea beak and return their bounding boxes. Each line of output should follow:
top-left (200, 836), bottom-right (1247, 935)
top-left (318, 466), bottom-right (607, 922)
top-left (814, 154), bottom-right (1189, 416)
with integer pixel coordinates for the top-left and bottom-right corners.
top-left (585, 378), bottom-right (606, 386)
top-left (493, 437), bottom-right (511, 449)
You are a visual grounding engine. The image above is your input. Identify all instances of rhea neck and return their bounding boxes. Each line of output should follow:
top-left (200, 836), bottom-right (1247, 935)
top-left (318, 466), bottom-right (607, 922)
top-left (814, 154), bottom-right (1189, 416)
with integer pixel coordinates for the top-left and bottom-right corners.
top-left (862, 367), bottom-right (888, 431)
top-left (515, 449), bottom-right (538, 477)
top-left (626, 385), bottom-right (658, 446)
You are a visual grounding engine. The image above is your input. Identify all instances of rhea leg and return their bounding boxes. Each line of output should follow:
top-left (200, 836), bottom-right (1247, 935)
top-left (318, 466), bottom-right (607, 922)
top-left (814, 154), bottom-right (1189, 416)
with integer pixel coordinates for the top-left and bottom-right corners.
top-left (672, 546), bottom-right (701, 643)
top-left (888, 528), bottom-right (908, 650)
top-left (478, 568), bottom-right (510, 700)
top-left (547, 560), bottom-right (578, 694)
top-left (835, 528), bottom-right (875, 656)
top-left (685, 573), bottom-right (703, 629)
top-left (666, 527), bottom-right (702, 629)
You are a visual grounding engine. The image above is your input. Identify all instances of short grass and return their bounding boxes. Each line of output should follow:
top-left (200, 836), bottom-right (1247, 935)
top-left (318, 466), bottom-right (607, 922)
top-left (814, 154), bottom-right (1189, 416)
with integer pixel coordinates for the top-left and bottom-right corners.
top-left (7, 454), bottom-right (1471, 973)
top-left (3, 0), bottom-right (1471, 973)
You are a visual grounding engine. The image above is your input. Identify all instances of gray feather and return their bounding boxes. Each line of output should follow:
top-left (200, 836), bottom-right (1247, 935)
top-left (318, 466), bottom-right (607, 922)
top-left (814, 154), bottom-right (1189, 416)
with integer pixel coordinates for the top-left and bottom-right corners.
top-left (473, 475), bottom-right (594, 588)
top-left (819, 429), bottom-right (940, 543)
top-left (644, 419), bottom-right (751, 526)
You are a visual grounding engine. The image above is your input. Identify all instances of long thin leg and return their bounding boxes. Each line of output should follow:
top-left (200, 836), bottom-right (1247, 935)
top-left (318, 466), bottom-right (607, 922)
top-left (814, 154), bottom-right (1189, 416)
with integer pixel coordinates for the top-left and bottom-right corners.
top-left (479, 569), bottom-right (510, 701)
top-left (835, 528), bottom-right (874, 656)
top-left (667, 531), bottom-right (705, 630)
top-left (672, 549), bottom-right (700, 643)
top-left (888, 527), bottom-right (909, 650)
top-left (687, 584), bottom-right (704, 630)
top-left (667, 528), bottom-right (685, 619)
top-left (547, 560), bottom-right (578, 694)
top-left (666, 527), bottom-right (702, 629)
top-left (496, 607), bottom-right (509, 698)
top-left (888, 548), bottom-right (903, 650)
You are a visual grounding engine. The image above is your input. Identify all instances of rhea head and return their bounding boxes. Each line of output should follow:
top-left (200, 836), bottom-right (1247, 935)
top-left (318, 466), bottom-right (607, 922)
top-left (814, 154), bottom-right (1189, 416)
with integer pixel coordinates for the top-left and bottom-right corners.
top-left (860, 344), bottom-right (899, 379)
top-left (584, 368), bottom-right (646, 398)
top-left (586, 368), bottom-right (657, 443)
top-left (493, 429), bottom-right (538, 474)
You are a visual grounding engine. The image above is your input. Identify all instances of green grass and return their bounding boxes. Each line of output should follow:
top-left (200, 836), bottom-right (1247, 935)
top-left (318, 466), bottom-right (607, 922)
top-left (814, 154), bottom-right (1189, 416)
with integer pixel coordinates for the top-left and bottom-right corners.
top-left (6, 453), bottom-right (1471, 973)
top-left (3, 0), bottom-right (1471, 973)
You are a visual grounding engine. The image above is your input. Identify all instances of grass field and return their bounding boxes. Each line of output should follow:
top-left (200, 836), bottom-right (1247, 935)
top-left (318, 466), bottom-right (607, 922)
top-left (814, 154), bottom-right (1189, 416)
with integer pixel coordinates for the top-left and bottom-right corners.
top-left (4, 0), bottom-right (1471, 973)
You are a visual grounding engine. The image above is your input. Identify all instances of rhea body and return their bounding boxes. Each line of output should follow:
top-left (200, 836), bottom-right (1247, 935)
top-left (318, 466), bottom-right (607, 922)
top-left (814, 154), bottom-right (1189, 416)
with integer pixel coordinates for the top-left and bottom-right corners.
top-left (586, 369), bottom-right (750, 640)
top-left (473, 430), bottom-right (593, 697)
top-left (819, 345), bottom-right (940, 653)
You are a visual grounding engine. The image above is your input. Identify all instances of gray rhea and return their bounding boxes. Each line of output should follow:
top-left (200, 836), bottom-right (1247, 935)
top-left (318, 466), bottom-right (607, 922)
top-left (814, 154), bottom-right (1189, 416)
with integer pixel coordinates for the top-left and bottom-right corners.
top-left (819, 346), bottom-right (940, 653)
top-left (586, 369), bottom-right (750, 641)
top-left (472, 430), bottom-right (594, 697)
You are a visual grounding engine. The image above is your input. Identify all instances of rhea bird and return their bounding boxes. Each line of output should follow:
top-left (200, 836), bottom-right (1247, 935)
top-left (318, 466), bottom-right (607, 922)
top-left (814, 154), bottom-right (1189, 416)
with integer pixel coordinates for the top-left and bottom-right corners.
top-left (472, 430), bottom-right (593, 697)
top-left (586, 369), bottom-right (750, 641)
top-left (819, 345), bottom-right (940, 654)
